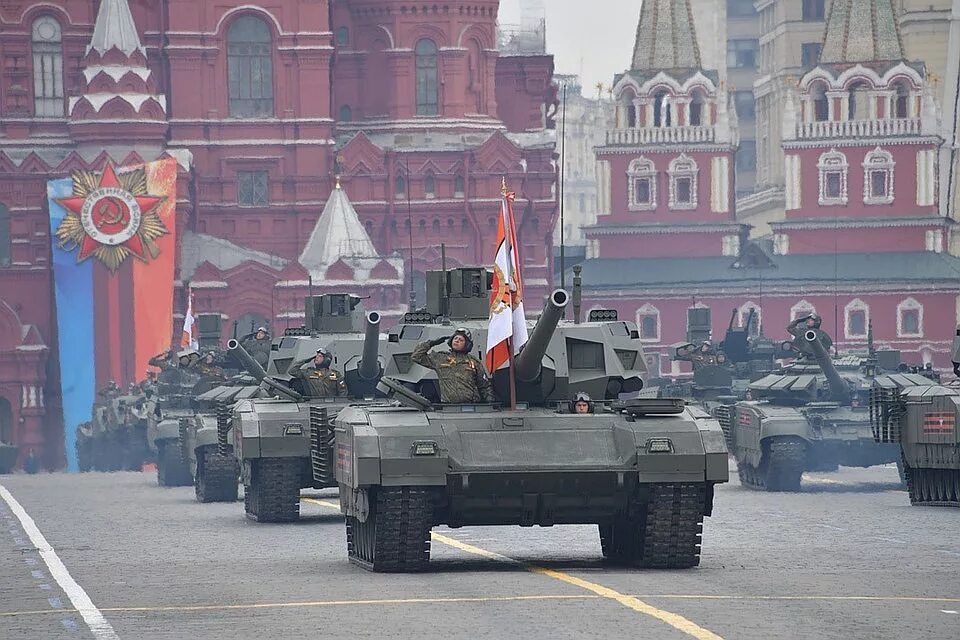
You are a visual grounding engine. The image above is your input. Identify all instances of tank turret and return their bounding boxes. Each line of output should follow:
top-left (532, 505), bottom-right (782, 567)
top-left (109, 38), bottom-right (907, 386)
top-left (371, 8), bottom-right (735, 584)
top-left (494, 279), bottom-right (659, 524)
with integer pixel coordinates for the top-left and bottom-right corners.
top-left (227, 339), bottom-right (303, 402)
top-left (305, 293), bottom-right (368, 334)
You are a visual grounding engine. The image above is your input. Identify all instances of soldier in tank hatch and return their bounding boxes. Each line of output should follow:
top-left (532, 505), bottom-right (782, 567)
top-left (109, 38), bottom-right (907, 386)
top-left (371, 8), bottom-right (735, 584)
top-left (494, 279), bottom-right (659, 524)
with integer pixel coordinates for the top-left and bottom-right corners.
top-left (241, 326), bottom-right (272, 368)
top-left (411, 328), bottom-right (495, 404)
top-left (287, 348), bottom-right (347, 398)
top-left (571, 391), bottom-right (593, 414)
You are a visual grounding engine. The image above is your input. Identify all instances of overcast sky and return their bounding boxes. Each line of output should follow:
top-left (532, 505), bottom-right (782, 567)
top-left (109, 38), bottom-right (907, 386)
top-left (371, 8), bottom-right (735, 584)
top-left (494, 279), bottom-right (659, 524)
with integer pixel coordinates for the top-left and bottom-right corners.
top-left (499, 0), bottom-right (640, 96)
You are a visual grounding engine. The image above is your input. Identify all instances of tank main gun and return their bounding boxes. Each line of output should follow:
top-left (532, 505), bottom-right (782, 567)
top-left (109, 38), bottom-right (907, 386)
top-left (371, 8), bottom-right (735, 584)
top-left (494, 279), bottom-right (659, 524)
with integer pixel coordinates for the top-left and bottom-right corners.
top-left (357, 311), bottom-right (382, 382)
top-left (514, 289), bottom-right (569, 382)
top-left (227, 339), bottom-right (303, 402)
top-left (803, 329), bottom-right (851, 405)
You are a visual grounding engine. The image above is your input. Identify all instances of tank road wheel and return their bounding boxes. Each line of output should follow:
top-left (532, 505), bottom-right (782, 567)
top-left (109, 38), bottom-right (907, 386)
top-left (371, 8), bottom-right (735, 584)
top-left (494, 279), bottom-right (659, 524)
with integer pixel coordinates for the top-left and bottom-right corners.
top-left (195, 449), bottom-right (240, 503)
top-left (347, 487), bottom-right (433, 572)
top-left (244, 458), bottom-right (300, 522)
top-left (762, 437), bottom-right (806, 492)
top-left (157, 442), bottom-right (193, 487)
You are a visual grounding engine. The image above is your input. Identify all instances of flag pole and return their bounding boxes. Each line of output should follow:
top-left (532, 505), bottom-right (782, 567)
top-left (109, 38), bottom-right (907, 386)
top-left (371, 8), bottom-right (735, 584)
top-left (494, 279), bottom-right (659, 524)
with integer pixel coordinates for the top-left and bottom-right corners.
top-left (502, 176), bottom-right (517, 411)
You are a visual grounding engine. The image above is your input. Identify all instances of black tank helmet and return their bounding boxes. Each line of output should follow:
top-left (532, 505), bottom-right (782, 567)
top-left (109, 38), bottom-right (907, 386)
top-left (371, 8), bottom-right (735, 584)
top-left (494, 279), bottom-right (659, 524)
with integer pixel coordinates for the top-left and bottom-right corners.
top-left (315, 348), bottom-right (333, 369)
top-left (448, 327), bottom-right (474, 353)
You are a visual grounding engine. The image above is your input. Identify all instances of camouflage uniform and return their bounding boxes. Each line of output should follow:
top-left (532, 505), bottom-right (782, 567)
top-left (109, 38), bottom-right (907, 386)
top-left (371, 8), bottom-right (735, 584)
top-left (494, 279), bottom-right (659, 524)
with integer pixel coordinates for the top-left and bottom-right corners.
top-left (411, 338), bottom-right (495, 404)
top-left (241, 335), bottom-right (272, 368)
top-left (288, 360), bottom-right (347, 398)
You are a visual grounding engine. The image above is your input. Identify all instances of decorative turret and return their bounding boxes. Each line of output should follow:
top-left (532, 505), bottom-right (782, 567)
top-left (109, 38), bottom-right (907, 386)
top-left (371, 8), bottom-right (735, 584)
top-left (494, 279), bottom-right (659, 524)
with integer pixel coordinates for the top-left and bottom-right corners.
top-left (69, 0), bottom-right (167, 145)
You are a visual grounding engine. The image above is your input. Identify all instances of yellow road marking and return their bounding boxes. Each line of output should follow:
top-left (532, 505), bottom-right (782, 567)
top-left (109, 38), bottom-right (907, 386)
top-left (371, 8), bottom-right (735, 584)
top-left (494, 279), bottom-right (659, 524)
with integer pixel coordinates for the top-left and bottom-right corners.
top-left (303, 497), bottom-right (722, 640)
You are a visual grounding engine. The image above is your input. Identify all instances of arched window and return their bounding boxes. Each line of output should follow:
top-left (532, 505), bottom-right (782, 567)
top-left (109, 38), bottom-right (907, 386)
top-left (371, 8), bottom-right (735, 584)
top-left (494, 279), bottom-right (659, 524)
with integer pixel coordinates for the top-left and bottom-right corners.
top-left (810, 82), bottom-right (829, 122)
top-left (619, 89), bottom-right (638, 128)
top-left (817, 149), bottom-right (848, 205)
top-left (227, 16), bottom-right (274, 117)
top-left (848, 80), bottom-right (871, 120)
top-left (897, 298), bottom-right (923, 337)
top-left (844, 299), bottom-right (869, 339)
top-left (653, 90), bottom-right (672, 127)
top-left (454, 174), bottom-right (465, 197)
top-left (893, 81), bottom-right (910, 118)
top-left (689, 90), bottom-right (706, 126)
top-left (339, 105), bottom-right (352, 122)
top-left (432, 219), bottom-right (440, 232)
top-left (32, 16), bottom-right (64, 117)
top-left (415, 39), bottom-right (439, 116)
top-left (395, 175), bottom-right (406, 197)
top-left (627, 157), bottom-right (657, 211)
top-left (863, 146), bottom-right (895, 205)
top-left (424, 173), bottom-right (436, 198)
top-left (0, 204), bottom-right (10, 267)
top-left (636, 304), bottom-right (661, 342)
top-left (668, 154), bottom-right (698, 210)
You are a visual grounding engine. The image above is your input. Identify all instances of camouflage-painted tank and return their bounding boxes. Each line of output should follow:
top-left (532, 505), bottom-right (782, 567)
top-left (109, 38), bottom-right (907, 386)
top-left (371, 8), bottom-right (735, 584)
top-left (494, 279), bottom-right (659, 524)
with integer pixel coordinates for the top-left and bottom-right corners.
top-left (229, 294), bottom-right (385, 522)
top-left (715, 315), bottom-right (903, 491)
top-left (333, 268), bottom-right (728, 572)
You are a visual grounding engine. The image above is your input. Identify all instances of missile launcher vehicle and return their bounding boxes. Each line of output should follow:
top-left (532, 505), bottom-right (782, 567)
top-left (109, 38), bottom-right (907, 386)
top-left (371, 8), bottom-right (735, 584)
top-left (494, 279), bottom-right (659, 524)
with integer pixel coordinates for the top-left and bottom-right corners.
top-left (333, 268), bottom-right (729, 572)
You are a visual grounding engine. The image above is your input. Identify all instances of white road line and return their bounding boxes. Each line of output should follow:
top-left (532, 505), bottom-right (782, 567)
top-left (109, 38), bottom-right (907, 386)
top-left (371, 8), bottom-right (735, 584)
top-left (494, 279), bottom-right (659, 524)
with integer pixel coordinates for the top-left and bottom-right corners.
top-left (0, 483), bottom-right (120, 640)
top-left (942, 610), bottom-right (958, 615)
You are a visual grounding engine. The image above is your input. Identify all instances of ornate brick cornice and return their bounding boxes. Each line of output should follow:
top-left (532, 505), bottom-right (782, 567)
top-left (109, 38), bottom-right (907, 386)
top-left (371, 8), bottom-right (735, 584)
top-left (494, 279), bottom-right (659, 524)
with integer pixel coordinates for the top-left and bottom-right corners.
top-left (771, 216), bottom-right (950, 231)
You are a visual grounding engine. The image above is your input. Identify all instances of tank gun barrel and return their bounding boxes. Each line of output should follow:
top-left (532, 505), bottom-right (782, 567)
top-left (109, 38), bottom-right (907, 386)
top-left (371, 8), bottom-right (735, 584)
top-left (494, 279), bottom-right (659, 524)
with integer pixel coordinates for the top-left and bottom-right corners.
top-left (514, 289), bottom-right (569, 382)
top-left (358, 311), bottom-right (382, 381)
top-left (804, 329), bottom-right (851, 404)
top-left (227, 339), bottom-right (303, 402)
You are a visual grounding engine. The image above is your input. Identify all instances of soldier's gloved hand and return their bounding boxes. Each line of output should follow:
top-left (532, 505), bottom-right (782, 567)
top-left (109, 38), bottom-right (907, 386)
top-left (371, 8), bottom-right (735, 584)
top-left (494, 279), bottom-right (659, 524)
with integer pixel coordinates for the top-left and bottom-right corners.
top-left (429, 337), bottom-right (448, 347)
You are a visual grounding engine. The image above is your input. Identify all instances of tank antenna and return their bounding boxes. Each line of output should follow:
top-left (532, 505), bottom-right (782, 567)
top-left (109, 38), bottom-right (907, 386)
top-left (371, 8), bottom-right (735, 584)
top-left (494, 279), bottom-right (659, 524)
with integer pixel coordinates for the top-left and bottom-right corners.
top-left (405, 156), bottom-right (416, 311)
top-left (440, 243), bottom-right (449, 320)
top-left (572, 264), bottom-right (582, 324)
top-left (558, 81), bottom-right (567, 297)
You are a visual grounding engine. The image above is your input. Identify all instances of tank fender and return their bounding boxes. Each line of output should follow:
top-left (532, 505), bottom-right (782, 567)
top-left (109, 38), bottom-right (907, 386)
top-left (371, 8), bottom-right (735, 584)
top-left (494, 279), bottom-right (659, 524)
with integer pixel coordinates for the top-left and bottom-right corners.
top-left (153, 418), bottom-right (182, 444)
top-left (759, 418), bottom-right (814, 444)
top-left (696, 418), bottom-right (730, 484)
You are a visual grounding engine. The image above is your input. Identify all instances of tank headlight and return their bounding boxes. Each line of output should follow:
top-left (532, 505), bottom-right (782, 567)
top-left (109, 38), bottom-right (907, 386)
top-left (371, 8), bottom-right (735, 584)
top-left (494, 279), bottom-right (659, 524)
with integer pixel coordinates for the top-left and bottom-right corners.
top-left (646, 438), bottom-right (673, 453)
top-left (413, 441), bottom-right (438, 456)
top-left (284, 424), bottom-right (303, 436)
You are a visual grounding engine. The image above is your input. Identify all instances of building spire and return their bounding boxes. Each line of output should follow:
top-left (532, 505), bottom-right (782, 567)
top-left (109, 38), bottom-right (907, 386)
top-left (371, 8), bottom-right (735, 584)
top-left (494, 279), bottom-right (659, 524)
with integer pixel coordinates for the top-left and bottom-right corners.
top-left (299, 185), bottom-right (380, 272)
top-left (819, 0), bottom-right (904, 64)
top-left (630, 0), bottom-right (701, 71)
top-left (89, 0), bottom-right (144, 57)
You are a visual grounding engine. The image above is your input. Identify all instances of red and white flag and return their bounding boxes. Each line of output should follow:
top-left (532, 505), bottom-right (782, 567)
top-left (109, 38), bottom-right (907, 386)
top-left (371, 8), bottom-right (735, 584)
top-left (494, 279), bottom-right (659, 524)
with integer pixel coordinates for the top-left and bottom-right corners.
top-left (180, 287), bottom-right (198, 350)
top-left (485, 191), bottom-right (528, 372)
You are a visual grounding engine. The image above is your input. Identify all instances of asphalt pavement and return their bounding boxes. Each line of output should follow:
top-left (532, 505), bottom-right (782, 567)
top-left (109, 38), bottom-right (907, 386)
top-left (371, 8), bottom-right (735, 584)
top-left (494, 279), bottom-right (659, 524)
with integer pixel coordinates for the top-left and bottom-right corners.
top-left (1, 463), bottom-right (958, 640)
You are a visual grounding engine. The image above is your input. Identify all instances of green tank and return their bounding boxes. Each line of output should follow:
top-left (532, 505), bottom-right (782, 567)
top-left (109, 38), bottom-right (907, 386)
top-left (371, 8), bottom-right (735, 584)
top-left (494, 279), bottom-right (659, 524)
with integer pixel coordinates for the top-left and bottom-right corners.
top-left (872, 375), bottom-right (959, 506)
top-left (79, 386), bottom-right (150, 472)
top-left (229, 294), bottom-right (385, 522)
top-left (715, 316), bottom-right (903, 491)
top-left (146, 366), bottom-right (200, 487)
top-left (332, 268), bottom-right (728, 572)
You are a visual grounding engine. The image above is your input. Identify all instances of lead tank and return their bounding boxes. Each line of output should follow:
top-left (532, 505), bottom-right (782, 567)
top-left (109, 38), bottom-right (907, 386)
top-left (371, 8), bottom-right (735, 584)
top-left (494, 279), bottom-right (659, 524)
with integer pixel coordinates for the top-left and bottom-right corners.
top-left (333, 268), bottom-right (728, 572)
top-left (229, 293), bottom-right (385, 522)
top-left (716, 315), bottom-right (903, 491)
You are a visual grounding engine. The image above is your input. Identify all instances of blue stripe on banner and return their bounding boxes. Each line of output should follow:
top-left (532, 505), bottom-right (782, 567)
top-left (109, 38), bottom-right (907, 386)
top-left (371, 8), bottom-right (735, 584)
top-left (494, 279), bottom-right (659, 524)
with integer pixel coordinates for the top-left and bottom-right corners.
top-left (47, 178), bottom-right (94, 472)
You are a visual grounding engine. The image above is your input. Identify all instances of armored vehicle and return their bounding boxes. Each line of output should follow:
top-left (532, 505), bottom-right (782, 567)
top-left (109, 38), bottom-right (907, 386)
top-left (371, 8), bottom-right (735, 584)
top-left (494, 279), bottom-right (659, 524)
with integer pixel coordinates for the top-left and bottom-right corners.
top-left (716, 316), bottom-right (903, 491)
top-left (77, 386), bottom-right (150, 472)
top-left (147, 364), bottom-right (202, 487)
top-left (0, 442), bottom-right (16, 474)
top-left (333, 268), bottom-right (728, 572)
top-left (230, 294), bottom-right (385, 522)
top-left (872, 375), bottom-right (958, 507)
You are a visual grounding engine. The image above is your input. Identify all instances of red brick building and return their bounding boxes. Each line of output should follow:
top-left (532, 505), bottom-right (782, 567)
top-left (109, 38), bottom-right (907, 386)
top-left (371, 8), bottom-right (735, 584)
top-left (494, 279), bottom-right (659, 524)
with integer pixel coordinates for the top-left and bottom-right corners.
top-left (0, 0), bottom-right (557, 468)
top-left (577, 0), bottom-right (959, 379)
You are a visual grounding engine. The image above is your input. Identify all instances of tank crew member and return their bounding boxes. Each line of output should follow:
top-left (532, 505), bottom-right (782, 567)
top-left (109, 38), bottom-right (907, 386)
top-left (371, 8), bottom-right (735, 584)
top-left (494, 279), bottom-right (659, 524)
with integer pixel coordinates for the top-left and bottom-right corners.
top-left (411, 328), bottom-right (495, 404)
top-left (571, 391), bottom-right (593, 414)
top-left (194, 351), bottom-right (226, 380)
top-left (287, 348), bottom-right (347, 398)
top-left (241, 326), bottom-right (272, 368)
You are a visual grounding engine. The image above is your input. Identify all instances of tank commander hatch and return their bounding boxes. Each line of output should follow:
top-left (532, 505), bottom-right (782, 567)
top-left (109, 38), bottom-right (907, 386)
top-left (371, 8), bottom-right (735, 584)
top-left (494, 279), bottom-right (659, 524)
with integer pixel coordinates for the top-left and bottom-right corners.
top-left (411, 328), bottom-right (495, 404)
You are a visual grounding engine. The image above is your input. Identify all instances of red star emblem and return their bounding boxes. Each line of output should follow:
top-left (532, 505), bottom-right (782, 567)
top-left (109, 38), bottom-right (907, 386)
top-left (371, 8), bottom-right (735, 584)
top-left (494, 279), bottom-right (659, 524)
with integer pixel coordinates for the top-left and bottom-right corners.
top-left (56, 163), bottom-right (164, 263)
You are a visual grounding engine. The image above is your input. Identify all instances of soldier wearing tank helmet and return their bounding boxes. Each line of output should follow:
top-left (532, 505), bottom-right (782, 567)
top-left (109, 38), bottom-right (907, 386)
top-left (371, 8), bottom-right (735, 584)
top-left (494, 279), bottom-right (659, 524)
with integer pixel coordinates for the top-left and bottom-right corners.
top-left (412, 328), bottom-right (495, 404)
top-left (241, 326), bottom-right (272, 368)
top-left (287, 348), bottom-right (347, 398)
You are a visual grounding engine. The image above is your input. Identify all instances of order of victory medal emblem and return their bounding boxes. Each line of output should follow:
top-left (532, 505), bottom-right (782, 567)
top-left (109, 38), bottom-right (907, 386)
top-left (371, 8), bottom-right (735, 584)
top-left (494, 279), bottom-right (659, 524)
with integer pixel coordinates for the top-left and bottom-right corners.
top-left (55, 162), bottom-right (168, 270)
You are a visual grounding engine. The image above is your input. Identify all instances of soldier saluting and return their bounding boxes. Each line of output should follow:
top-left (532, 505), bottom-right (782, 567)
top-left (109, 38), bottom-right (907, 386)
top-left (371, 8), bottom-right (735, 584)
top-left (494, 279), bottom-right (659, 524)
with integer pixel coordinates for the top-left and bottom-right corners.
top-left (411, 328), bottom-right (495, 404)
top-left (287, 348), bottom-right (347, 398)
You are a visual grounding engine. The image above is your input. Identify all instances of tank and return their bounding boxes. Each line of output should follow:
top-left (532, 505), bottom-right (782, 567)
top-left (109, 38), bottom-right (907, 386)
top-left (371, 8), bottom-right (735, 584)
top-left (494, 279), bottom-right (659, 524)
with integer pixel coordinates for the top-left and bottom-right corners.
top-left (79, 386), bottom-right (150, 472)
top-left (146, 367), bottom-right (201, 487)
top-left (0, 442), bottom-right (16, 474)
top-left (871, 374), bottom-right (958, 506)
top-left (333, 268), bottom-right (728, 572)
top-left (715, 315), bottom-right (903, 491)
top-left (229, 294), bottom-right (386, 522)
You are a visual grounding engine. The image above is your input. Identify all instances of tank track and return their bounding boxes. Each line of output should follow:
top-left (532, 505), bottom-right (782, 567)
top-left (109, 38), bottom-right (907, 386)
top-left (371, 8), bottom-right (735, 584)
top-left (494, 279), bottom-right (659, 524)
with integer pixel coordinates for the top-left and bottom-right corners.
top-left (156, 441), bottom-right (193, 487)
top-left (737, 437), bottom-right (806, 492)
top-left (195, 448), bottom-right (239, 503)
top-left (347, 487), bottom-right (434, 572)
top-left (599, 483), bottom-right (705, 569)
top-left (906, 463), bottom-right (960, 507)
top-left (244, 458), bottom-right (301, 522)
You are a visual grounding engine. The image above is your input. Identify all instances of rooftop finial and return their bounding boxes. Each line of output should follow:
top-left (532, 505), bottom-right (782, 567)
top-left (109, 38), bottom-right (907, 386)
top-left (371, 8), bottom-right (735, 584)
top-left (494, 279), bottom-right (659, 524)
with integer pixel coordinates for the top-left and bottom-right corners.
top-left (335, 175), bottom-right (341, 190)
top-left (501, 176), bottom-right (507, 194)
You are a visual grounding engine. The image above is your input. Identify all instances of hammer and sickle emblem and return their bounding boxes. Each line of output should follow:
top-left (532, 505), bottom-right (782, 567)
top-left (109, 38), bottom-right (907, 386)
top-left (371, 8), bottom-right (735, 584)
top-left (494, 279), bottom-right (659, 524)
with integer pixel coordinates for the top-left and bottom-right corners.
top-left (95, 199), bottom-right (124, 229)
